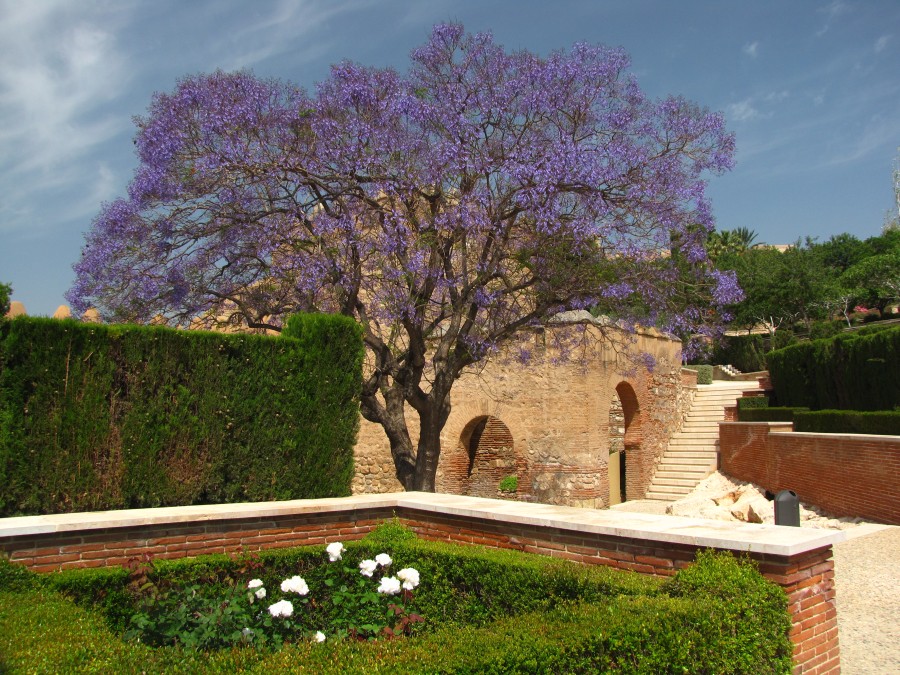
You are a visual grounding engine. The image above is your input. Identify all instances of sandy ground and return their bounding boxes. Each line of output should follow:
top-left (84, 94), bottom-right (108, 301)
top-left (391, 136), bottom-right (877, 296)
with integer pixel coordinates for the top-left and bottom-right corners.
top-left (610, 474), bottom-right (900, 673)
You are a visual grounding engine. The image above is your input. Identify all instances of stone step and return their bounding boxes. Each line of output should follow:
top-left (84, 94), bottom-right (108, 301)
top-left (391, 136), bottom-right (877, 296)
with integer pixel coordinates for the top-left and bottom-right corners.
top-left (664, 449), bottom-right (717, 457)
top-left (645, 489), bottom-right (690, 501)
top-left (651, 476), bottom-right (700, 488)
top-left (668, 438), bottom-right (718, 446)
top-left (657, 456), bottom-right (714, 467)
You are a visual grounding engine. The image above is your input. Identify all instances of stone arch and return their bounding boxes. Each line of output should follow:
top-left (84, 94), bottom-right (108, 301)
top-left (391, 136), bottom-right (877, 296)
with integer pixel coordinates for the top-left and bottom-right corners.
top-left (444, 415), bottom-right (519, 498)
top-left (614, 381), bottom-right (642, 502)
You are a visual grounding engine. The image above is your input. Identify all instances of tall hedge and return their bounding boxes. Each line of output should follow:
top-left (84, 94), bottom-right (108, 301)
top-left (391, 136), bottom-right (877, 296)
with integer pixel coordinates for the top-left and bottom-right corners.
top-left (766, 324), bottom-right (900, 411)
top-left (0, 314), bottom-right (363, 516)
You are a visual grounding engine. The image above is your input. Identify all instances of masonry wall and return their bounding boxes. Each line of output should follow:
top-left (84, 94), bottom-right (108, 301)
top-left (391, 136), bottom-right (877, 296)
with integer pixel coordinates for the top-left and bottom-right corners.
top-left (0, 499), bottom-right (839, 674)
top-left (720, 422), bottom-right (900, 525)
top-left (353, 326), bottom-right (689, 508)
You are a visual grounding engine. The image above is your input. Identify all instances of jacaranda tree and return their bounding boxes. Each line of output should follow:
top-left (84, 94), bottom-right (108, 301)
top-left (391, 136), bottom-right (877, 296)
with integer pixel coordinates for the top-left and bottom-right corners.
top-left (69, 24), bottom-right (739, 491)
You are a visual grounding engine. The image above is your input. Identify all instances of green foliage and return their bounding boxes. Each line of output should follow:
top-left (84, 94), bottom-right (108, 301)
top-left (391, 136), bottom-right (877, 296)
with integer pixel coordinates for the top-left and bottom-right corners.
top-left (498, 475), bottom-right (518, 492)
top-left (0, 282), bottom-right (11, 317)
top-left (739, 407), bottom-right (808, 423)
top-left (691, 364), bottom-right (713, 384)
top-left (737, 396), bottom-right (769, 411)
top-left (767, 324), bottom-right (900, 411)
top-left (794, 410), bottom-right (900, 435)
top-left (0, 314), bottom-right (362, 515)
top-left (0, 538), bottom-right (792, 674)
top-left (713, 334), bottom-right (767, 372)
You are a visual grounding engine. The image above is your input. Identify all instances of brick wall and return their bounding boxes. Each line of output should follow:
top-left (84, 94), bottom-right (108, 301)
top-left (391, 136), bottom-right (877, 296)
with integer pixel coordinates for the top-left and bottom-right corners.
top-left (720, 422), bottom-right (900, 525)
top-left (0, 495), bottom-right (840, 673)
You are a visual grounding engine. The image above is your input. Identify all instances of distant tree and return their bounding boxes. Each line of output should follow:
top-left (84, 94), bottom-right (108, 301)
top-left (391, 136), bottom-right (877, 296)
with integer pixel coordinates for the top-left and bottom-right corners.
top-left (706, 227), bottom-right (758, 261)
top-left (69, 24), bottom-right (738, 491)
top-left (0, 282), bottom-right (11, 317)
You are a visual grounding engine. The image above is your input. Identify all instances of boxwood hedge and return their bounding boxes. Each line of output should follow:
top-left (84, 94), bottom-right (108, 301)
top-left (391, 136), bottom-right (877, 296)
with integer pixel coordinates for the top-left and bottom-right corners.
top-left (0, 525), bottom-right (793, 674)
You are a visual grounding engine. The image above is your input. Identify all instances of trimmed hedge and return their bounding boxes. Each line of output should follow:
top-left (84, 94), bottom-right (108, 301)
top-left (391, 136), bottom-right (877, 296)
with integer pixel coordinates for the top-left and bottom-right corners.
top-left (766, 324), bottom-right (900, 411)
top-left (737, 396), bottom-right (769, 411)
top-left (713, 334), bottom-right (767, 373)
top-left (0, 527), bottom-right (793, 674)
top-left (793, 410), bottom-right (900, 436)
top-left (739, 407), bottom-right (808, 423)
top-left (0, 314), bottom-right (363, 515)
top-left (689, 364), bottom-right (714, 384)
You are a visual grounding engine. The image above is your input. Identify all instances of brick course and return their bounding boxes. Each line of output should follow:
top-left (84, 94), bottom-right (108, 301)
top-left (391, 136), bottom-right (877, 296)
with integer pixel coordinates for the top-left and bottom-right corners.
top-left (720, 422), bottom-right (900, 525)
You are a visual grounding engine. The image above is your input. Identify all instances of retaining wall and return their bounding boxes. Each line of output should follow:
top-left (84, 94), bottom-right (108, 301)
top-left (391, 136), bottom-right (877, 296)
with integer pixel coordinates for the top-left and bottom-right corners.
top-left (720, 422), bottom-right (900, 525)
top-left (0, 493), bottom-right (842, 674)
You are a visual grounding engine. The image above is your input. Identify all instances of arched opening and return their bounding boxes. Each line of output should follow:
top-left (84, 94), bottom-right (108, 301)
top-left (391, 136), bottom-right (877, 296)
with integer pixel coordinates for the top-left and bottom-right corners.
top-left (608, 389), bottom-right (625, 505)
top-left (457, 415), bottom-right (516, 498)
top-left (612, 382), bottom-right (642, 503)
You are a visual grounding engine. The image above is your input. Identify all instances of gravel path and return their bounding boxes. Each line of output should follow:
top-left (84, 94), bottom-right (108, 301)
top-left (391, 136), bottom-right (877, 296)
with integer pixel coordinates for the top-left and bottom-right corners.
top-left (832, 526), bottom-right (900, 674)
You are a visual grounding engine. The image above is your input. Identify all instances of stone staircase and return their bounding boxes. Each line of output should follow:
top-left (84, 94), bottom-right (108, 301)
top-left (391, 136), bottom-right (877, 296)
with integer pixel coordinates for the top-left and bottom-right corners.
top-left (645, 380), bottom-right (759, 501)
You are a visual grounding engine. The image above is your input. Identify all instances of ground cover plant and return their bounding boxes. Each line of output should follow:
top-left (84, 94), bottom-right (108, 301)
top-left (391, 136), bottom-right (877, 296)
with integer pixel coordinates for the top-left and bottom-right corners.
top-left (0, 523), bottom-right (793, 673)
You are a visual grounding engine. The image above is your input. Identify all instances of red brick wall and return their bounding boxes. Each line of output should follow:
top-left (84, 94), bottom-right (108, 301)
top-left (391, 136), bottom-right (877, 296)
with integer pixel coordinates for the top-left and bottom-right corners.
top-left (1, 504), bottom-right (838, 674)
top-left (720, 422), bottom-right (900, 525)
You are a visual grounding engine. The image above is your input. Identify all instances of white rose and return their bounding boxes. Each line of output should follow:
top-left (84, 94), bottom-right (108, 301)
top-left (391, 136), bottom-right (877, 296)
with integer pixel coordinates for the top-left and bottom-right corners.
top-left (314, 631), bottom-right (326, 643)
top-left (255, 586), bottom-right (266, 599)
top-left (325, 542), bottom-right (345, 562)
top-left (268, 599), bottom-right (294, 618)
top-left (359, 559), bottom-right (378, 577)
top-left (377, 576), bottom-right (402, 595)
top-left (281, 575), bottom-right (309, 596)
top-left (397, 567), bottom-right (420, 590)
top-left (375, 553), bottom-right (392, 567)
top-left (247, 578), bottom-right (263, 589)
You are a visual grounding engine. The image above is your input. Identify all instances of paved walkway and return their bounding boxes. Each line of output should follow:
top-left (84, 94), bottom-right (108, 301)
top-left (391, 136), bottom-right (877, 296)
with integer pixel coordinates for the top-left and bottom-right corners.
top-left (611, 500), bottom-right (900, 674)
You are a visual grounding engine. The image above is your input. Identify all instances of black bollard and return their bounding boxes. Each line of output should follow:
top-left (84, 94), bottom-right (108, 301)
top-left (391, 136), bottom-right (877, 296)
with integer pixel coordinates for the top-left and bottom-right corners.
top-left (774, 490), bottom-right (800, 527)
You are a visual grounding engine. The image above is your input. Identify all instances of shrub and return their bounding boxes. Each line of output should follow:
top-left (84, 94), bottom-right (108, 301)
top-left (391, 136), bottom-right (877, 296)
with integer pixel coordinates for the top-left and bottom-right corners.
top-left (0, 535), bottom-right (792, 674)
top-left (497, 475), bottom-right (518, 492)
top-left (793, 410), bottom-right (900, 435)
top-left (767, 324), bottom-right (900, 411)
top-left (713, 334), bottom-right (766, 372)
top-left (0, 314), bottom-right (363, 515)
top-left (690, 364), bottom-right (713, 384)
top-left (737, 396), bottom-right (769, 411)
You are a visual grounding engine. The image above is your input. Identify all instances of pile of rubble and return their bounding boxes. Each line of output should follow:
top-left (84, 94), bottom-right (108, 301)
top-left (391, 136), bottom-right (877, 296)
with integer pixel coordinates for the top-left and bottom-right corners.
top-left (665, 472), bottom-right (868, 530)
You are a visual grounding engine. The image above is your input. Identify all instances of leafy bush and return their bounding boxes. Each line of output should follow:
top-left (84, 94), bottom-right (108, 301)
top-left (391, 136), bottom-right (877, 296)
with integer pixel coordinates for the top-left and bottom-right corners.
top-left (713, 334), bottom-right (766, 372)
top-left (690, 364), bottom-right (713, 384)
top-left (0, 530), bottom-right (793, 673)
top-left (0, 314), bottom-right (363, 515)
top-left (737, 396), bottom-right (769, 411)
top-left (497, 475), bottom-right (518, 492)
top-left (794, 410), bottom-right (900, 435)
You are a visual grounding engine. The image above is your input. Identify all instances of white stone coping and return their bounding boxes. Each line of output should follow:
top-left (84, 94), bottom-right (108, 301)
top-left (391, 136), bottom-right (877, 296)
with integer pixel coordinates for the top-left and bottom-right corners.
top-left (769, 431), bottom-right (900, 442)
top-left (0, 492), bottom-right (843, 558)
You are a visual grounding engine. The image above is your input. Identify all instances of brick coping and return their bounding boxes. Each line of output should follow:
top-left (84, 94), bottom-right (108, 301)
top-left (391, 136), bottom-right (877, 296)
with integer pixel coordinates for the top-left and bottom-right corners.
top-left (0, 492), bottom-right (843, 557)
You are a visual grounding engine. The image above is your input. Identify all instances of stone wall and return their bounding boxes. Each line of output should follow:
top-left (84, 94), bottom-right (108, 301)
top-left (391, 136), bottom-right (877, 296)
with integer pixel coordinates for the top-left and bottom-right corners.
top-left (354, 324), bottom-right (690, 508)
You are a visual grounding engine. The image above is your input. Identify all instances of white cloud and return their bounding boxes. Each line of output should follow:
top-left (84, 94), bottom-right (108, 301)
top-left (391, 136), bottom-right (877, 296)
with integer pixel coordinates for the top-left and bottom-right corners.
top-left (816, 0), bottom-right (849, 36)
top-left (742, 41), bottom-right (759, 58)
top-left (727, 99), bottom-right (761, 122)
top-left (874, 35), bottom-right (891, 53)
top-left (0, 0), bottom-right (134, 232)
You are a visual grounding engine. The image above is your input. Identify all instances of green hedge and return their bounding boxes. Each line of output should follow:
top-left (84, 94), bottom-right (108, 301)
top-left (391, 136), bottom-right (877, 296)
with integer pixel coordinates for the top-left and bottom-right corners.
top-left (793, 410), bottom-right (900, 435)
top-left (766, 324), bottom-right (900, 411)
top-left (687, 364), bottom-right (714, 384)
top-left (737, 396), bottom-right (769, 411)
top-left (0, 528), bottom-right (793, 674)
top-left (0, 314), bottom-right (363, 516)
top-left (739, 407), bottom-right (808, 423)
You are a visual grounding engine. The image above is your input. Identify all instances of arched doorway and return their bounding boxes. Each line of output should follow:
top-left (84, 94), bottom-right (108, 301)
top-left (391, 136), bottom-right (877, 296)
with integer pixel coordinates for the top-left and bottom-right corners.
top-left (458, 415), bottom-right (517, 498)
top-left (610, 382), bottom-right (641, 504)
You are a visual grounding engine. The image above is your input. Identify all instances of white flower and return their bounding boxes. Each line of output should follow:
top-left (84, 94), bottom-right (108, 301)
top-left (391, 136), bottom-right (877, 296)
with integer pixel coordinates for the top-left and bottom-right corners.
top-left (326, 542), bottom-right (345, 561)
top-left (397, 567), bottom-right (420, 590)
top-left (359, 559), bottom-right (378, 577)
top-left (375, 553), bottom-right (392, 567)
top-left (314, 631), bottom-right (326, 643)
top-left (254, 586), bottom-right (267, 600)
top-left (268, 599), bottom-right (294, 618)
top-left (281, 575), bottom-right (309, 595)
top-left (377, 576), bottom-right (402, 595)
top-left (247, 578), bottom-right (264, 589)
top-left (242, 627), bottom-right (253, 637)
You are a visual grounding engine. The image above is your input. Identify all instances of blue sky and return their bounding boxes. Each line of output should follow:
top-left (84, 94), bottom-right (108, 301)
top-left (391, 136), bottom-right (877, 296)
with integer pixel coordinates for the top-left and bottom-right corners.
top-left (2, 0), bottom-right (898, 316)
